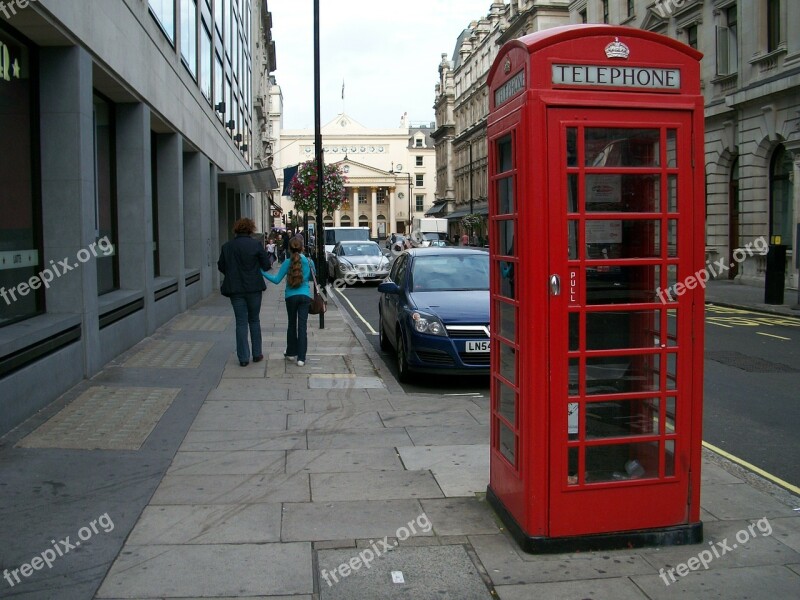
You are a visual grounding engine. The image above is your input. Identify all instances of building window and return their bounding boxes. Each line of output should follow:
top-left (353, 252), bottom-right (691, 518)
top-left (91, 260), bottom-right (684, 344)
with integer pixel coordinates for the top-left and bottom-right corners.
top-left (358, 191), bottom-right (367, 205)
top-left (767, 0), bottom-right (783, 52)
top-left (200, 18), bottom-right (212, 100)
top-left (686, 24), bottom-right (698, 50)
top-left (93, 95), bottom-right (119, 295)
top-left (415, 155), bottom-right (423, 167)
top-left (180, 0), bottom-right (197, 77)
top-left (0, 28), bottom-right (42, 327)
top-left (149, 0), bottom-right (176, 43)
top-left (602, 0), bottom-right (609, 24)
top-left (579, 8), bottom-right (587, 23)
top-left (377, 190), bottom-right (386, 204)
top-left (770, 145), bottom-right (793, 251)
top-left (415, 174), bottom-right (424, 187)
top-left (214, 51), bottom-right (223, 118)
top-left (414, 138), bottom-right (423, 148)
top-left (214, 0), bottom-right (223, 35)
top-left (627, 0), bottom-right (634, 18)
top-left (416, 195), bottom-right (424, 212)
top-left (716, 5), bottom-right (738, 76)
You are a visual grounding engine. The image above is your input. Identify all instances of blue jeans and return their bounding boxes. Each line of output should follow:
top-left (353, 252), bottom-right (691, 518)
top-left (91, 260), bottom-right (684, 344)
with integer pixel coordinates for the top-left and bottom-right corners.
top-left (230, 292), bottom-right (263, 363)
top-left (285, 294), bottom-right (311, 361)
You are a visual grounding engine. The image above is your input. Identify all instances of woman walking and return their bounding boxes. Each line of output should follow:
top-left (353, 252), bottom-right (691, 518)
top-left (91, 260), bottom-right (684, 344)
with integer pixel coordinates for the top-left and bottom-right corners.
top-left (262, 236), bottom-right (315, 367)
top-left (217, 218), bottom-right (271, 367)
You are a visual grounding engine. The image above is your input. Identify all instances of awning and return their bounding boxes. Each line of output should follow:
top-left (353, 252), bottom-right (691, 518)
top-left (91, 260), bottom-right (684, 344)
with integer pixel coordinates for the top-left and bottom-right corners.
top-left (218, 166), bottom-right (279, 194)
top-left (425, 202), bottom-right (448, 217)
top-left (445, 205), bottom-right (489, 219)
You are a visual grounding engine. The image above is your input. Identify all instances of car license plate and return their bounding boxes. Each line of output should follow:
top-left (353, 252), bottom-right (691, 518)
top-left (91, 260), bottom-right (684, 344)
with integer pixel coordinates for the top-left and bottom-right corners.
top-left (466, 340), bottom-right (490, 352)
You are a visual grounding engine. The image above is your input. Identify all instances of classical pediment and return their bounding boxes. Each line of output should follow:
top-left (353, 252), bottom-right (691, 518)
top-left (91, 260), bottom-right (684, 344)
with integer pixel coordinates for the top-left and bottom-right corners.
top-left (641, 6), bottom-right (668, 32)
top-left (332, 159), bottom-right (392, 181)
top-left (322, 113), bottom-right (368, 134)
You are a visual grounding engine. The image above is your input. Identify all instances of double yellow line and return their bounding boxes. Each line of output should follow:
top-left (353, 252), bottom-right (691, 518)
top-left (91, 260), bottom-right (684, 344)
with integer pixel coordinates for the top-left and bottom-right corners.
top-left (702, 440), bottom-right (800, 496)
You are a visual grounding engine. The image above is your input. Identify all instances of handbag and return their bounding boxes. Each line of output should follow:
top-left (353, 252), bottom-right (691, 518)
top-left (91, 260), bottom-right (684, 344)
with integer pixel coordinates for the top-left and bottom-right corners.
top-left (309, 267), bottom-right (327, 314)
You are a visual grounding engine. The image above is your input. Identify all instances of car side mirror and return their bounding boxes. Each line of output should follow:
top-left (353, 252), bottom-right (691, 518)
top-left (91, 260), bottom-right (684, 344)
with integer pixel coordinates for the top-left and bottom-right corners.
top-left (378, 281), bottom-right (400, 295)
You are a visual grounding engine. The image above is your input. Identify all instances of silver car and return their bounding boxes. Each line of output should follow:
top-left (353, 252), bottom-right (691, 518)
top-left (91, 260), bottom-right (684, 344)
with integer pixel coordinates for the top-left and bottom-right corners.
top-left (327, 241), bottom-right (391, 284)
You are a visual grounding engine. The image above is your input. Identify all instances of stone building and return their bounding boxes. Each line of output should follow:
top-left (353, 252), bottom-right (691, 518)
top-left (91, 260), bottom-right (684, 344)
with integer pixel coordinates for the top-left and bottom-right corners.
top-left (432, 1), bottom-right (571, 239)
top-left (0, 0), bottom-right (275, 434)
top-left (570, 0), bottom-right (799, 289)
top-left (274, 114), bottom-right (437, 239)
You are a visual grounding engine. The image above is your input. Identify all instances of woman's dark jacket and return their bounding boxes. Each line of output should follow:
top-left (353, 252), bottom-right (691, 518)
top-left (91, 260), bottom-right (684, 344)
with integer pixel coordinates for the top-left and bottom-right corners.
top-left (217, 234), bottom-right (271, 296)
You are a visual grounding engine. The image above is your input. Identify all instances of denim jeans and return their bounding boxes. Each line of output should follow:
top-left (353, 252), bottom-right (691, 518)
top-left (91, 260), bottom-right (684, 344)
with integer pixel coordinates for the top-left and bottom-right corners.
top-left (285, 294), bottom-right (311, 361)
top-left (229, 292), bottom-right (263, 363)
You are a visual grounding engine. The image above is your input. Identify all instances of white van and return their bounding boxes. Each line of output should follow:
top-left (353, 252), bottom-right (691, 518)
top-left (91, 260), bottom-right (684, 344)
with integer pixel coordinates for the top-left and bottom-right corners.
top-left (324, 226), bottom-right (371, 255)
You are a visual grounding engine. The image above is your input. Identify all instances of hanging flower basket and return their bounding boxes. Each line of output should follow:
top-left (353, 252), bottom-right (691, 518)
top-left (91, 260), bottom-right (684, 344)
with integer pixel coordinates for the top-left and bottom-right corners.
top-left (461, 213), bottom-right (483, 230)
top-left (289, 160), bottom-right (347, 214)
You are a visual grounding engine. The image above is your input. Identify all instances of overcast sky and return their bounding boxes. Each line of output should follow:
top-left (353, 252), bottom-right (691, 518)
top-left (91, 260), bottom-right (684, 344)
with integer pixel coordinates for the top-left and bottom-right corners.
top-left (269, 0), bottom-right (494, 130)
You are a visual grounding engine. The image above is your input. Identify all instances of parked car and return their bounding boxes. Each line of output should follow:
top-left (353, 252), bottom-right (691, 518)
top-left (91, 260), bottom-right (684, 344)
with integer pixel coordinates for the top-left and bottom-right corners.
top-left (327, 241), bottom-right (391, 284)
top-left (377, 247), bottom-right (490, 382)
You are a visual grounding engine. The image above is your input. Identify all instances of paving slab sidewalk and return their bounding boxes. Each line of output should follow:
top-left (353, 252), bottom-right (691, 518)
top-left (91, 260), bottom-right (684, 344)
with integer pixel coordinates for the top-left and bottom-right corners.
top-left (1, 272), bottom-right (798, 599)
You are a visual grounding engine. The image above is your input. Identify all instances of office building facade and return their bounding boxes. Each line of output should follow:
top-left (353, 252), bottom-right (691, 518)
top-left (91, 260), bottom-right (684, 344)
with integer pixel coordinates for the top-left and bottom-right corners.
top-left (0, 0), bottom-right (275, 435)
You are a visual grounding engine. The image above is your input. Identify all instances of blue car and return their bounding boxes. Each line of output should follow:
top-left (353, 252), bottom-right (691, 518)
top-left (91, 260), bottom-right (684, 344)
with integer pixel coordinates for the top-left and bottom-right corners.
top-left (377, 247), bottom-right (490, 382)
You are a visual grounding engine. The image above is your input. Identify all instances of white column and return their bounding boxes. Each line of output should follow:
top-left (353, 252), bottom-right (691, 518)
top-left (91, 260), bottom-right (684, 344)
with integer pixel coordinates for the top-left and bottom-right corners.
top-left (352, 188), bottom-right (359, 225)
top-left (389, 189), bottom-right (397, 235)
top-left (371, 187), bottom-right (378, 238)
top-left (334, 208), bottom-right (341, 227)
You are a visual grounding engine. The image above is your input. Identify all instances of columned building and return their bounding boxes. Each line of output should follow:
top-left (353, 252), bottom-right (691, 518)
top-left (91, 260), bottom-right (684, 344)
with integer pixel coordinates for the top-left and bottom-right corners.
top-left (570, 0), bottom-right (799, 290)
top-left (275, 114), bottom-right (436, 237)
top-left (433, 1), bottom-right (571, 240)
top-left (0, 0), bottom-right (276, 435)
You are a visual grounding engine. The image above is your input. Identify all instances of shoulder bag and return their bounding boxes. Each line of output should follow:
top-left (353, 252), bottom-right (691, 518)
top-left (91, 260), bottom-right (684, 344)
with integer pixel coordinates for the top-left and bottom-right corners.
top-left (308, 264), bottom-right (327, 315)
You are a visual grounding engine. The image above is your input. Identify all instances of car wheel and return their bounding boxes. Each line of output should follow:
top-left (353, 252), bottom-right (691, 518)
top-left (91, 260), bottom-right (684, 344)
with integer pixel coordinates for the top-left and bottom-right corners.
top-left (379, 311), bottom-right (391, 352)
top-left (396, 328), bottom-right (411, 383)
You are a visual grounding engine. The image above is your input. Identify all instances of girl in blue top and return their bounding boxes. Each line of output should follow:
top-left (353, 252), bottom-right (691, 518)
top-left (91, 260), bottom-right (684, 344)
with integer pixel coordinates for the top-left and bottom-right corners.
top-left (262, 236), bottom-right (315, 366)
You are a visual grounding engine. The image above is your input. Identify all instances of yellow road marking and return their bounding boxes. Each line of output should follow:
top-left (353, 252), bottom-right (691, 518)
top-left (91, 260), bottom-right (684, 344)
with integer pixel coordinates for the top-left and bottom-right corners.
top-left (708, 321), bottom-right (734, 328)
top-left (334, 287), bottom-right (377, 334)
top-left (756, 332), bottom-right (791, 340)
top-left (702, 440), bottom-right (800, 496)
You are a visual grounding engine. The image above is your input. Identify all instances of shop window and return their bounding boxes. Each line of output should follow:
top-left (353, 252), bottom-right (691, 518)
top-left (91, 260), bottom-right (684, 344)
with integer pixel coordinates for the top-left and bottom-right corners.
top-left (0, 28), bottom-right (42, 326)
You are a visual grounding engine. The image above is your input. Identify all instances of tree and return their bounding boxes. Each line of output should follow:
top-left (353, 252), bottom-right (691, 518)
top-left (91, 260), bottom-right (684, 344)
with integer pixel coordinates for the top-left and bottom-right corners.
top-left (289, 159), bottom-right (347, 214)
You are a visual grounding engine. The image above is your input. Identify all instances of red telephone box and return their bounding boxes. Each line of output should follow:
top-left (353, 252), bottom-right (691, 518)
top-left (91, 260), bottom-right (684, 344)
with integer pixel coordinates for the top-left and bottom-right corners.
top-left (486, 25), bottom-right (705, 552)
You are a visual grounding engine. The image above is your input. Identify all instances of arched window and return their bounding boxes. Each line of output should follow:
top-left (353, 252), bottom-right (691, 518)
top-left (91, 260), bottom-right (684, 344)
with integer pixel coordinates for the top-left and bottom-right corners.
top-left (770, 145), bottom-right (793, 250)
top-left (359, 214), bottom-right (369, 228)
top-left (340, 215), bottom-right (351, 225)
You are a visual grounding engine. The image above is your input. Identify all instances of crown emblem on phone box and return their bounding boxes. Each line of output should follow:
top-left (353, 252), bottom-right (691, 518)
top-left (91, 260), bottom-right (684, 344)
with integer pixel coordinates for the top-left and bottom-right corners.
top-left (605, 38), bottom-right (630, 59)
